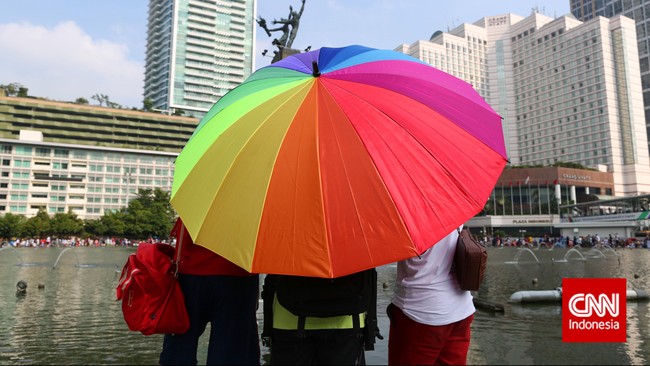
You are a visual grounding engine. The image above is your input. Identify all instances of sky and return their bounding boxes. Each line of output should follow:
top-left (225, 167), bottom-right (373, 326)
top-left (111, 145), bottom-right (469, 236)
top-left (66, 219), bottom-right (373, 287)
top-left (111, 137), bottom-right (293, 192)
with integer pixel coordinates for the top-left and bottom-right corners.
top-left (0, 0), bottom-right (571, 109)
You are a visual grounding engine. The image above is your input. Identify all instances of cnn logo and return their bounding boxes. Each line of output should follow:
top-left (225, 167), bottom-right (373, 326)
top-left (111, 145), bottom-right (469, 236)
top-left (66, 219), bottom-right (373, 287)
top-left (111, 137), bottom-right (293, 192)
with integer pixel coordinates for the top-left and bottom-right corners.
top-left (568, 293), bottom-right (619, 317)
top-left (562, 278), bottom-right (626, 343)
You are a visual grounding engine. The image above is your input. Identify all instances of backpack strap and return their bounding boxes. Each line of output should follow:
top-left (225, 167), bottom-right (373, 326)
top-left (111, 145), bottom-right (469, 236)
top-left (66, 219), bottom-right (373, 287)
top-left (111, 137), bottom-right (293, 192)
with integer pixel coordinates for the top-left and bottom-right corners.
top-left (353, 313), bottom-right (360, 330)
top-left (363, 268), bottom-right (383, 350)
top-left (296, 315), bottom-right (307, 338)
top-left (173, 224), bottom-right (185, 278)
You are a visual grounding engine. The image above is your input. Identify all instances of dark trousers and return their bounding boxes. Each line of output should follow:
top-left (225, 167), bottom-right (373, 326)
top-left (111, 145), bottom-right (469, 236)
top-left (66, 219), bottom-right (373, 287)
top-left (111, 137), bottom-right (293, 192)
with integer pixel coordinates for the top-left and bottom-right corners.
top-left (270, 328), bottom-right (365, 365)
top-left (159, 274), bottom-right (260, 365)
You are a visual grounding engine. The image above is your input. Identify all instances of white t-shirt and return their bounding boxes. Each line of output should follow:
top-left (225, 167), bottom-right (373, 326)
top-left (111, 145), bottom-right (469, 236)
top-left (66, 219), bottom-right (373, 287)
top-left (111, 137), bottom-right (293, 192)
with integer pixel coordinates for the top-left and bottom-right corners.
top-left (392, 226), bottom-right (475, 326)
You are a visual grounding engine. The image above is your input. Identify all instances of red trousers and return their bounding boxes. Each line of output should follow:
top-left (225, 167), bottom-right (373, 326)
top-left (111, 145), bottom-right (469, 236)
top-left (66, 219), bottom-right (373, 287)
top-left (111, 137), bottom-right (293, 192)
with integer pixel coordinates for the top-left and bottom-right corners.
top-left (388, 304), bottom-right (473, 365)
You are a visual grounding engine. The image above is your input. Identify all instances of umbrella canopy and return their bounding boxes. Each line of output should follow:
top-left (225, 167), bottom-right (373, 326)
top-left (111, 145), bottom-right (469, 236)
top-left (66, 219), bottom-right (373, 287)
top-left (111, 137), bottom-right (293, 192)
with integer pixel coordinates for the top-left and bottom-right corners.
top-left (171, 45), bottom-right (508, 278)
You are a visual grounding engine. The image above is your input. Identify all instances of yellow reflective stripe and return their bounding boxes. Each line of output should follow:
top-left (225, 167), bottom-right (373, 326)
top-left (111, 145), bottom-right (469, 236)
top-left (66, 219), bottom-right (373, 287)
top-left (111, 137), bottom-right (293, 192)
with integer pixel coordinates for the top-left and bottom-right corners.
top-left (272, 295), bottom-right (365, 330)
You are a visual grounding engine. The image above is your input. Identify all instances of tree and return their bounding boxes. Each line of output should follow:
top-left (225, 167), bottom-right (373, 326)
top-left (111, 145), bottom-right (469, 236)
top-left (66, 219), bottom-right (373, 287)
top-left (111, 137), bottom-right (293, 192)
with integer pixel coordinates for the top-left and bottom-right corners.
top-left (22, 209), bottom-right (51, 237)
top-left (143, 98), bottom-right (153, 112)
top-left (17, 87), bottom-right (28, 97)
top-left (1, 82), bottom-right (27, 97)
top-left (123, 188), bottom-right (175, 239)
top-left (75, 97), bottom-right (89, 105)
top-left (493, 230), bottom-right (507, 239)
top-left (83, 218), bottom-right (103, 237)
top-left (100, 211), bottom-right (128, 236)
top-left (0, 213), bottom-right (27, 239)
top-left (91, 93), bottom-right (110, 107)
top-left (51, 211), bottom-right (84, 237)
top-left (107, 100), bottom-right (122, 109)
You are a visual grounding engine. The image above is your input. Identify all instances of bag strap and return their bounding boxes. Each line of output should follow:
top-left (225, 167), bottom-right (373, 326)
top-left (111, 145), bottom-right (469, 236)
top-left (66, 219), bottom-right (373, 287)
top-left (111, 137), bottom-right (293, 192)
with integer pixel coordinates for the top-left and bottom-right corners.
top-left (173, 223), bottom-right (185, 277)
top-left (457, 227), bottom-right (470, 239)
top-left (261, 275), bottom-right (276, 347)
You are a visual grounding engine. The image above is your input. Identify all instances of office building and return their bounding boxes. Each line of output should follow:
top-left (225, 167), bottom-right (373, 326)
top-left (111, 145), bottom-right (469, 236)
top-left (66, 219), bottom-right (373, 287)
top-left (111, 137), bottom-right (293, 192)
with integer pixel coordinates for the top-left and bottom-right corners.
top-left (144, 0), bottom-right (255, 119)
top-left (0, 92), bottom-right (198, 219)
top-left (570, 0), bottom-right (650, 157)
top-left (396, 12), bottom-right (650, 196)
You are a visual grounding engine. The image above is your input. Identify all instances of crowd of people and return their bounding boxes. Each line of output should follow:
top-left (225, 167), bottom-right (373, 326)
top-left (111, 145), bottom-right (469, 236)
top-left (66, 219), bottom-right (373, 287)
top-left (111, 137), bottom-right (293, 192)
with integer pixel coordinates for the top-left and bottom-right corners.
top-left (2, 236), bottom-right (160, 248)
top-left (483, 232), bottom-right (650, 249)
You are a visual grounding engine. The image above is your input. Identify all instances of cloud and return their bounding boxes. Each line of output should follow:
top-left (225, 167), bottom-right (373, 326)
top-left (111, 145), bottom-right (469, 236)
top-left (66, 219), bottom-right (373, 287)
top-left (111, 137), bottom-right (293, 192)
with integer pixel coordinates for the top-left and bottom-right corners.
top-left (0, 21), bottom-right (143, 108)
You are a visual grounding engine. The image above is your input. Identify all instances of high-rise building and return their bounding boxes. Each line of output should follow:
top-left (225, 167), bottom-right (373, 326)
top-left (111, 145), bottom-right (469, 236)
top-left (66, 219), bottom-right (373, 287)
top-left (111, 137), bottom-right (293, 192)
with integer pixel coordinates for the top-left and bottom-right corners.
top-left (570, 0), bottom-right (650, 159)
top-left (144, 0), bottom-right (256, 120)
top-left (396, 12), bottom-right (650, 196)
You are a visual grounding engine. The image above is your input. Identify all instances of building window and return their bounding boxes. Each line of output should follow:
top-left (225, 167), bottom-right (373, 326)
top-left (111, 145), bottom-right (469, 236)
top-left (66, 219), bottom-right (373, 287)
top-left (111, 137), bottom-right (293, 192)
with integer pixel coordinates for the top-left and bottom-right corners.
top-left (35, 148), bottom-right (51, 157)
top-left (10, 205), bottom-right (27, 213)
top-left (54, 149), bottom-right (69, 158)
top-left (106, 165), bottom-right (121, 173)
top-left (12, 172), bottom-right (29, 179)
top-left (89, 152), bottom-right (104, 161)
top-left (15, 146), bottom-right (32, 155)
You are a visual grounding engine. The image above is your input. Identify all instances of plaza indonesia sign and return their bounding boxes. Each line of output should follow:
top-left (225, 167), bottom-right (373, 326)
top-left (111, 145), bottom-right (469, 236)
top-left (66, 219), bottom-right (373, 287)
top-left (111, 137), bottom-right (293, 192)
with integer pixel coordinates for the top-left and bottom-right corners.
top-left (562, 278), bottom-right (626, 342)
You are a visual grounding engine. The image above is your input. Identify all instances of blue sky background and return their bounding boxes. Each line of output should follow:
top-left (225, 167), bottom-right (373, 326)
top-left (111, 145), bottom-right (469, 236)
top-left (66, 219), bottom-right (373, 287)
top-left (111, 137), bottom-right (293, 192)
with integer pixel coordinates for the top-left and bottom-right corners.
top-left (0, 0), bottom-right (570, 109)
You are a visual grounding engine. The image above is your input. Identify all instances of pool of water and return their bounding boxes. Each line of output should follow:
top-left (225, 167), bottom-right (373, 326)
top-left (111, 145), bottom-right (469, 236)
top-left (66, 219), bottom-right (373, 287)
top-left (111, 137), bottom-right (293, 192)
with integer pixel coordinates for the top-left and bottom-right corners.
top-left (1, 245), bottom-right (648, 364)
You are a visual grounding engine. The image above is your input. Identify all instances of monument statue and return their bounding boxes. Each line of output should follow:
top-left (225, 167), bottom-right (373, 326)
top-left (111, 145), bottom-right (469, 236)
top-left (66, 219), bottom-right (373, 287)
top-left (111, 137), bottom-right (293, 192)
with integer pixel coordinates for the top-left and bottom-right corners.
top-left (257, 0), bottom-right (307, 62)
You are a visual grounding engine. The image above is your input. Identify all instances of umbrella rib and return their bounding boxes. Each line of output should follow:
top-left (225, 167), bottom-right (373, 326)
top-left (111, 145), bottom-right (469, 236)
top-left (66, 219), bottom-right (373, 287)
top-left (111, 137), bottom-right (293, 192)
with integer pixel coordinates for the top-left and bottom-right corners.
top-left (318, 87), bottom-right (377, 270)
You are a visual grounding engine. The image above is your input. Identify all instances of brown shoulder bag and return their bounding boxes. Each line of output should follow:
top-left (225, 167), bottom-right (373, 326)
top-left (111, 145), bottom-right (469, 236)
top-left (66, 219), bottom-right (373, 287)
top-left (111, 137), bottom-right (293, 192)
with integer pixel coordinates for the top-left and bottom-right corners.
top-left (453, 228), bottom-right (488, 291)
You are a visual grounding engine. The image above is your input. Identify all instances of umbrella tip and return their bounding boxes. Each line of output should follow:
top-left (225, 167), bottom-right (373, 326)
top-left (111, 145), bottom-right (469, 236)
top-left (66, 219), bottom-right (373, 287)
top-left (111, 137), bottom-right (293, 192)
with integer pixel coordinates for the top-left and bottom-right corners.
top-left (312, 61), bottom-right (321, 77)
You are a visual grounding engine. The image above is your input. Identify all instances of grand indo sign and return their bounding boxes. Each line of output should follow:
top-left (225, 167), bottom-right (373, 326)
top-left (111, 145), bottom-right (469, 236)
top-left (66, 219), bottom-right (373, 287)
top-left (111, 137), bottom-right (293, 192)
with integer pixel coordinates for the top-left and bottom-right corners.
top-left (561, 173), bottom-right (592, 181)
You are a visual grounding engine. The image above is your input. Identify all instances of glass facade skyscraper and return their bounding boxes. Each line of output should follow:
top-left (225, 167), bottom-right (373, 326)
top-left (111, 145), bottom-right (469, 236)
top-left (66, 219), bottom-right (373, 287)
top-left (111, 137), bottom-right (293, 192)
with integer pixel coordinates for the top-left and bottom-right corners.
top-left (144, 0), bottom-right (256, 119)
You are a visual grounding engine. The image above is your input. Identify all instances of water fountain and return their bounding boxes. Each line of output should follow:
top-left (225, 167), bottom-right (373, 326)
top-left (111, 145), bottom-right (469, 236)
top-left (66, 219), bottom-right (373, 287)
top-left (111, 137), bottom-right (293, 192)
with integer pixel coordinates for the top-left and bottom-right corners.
top-left (563, 248), bottom-right (586, 261)
top-left (585, 248), bottom-right (606, 258)
top-left (0, 245), bottom-right (25, 265)
top-left (510, 247), bottom-right (541, 264)
top-left (593, 244), bottom-right (620, 257)
top-left (52, 247), bottom-right (80, 269)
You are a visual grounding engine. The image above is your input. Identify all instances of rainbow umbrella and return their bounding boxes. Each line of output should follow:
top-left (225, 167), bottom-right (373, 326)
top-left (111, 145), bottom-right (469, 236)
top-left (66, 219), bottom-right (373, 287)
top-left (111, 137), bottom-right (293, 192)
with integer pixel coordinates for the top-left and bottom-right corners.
top-left (171, 45), bottom-right (507, 278)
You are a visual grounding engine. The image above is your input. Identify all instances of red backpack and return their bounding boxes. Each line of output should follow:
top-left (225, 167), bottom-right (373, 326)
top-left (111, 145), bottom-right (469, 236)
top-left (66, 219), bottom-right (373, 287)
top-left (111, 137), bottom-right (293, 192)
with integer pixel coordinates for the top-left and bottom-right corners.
top-left (116, 241), bottom-right (190, 335)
